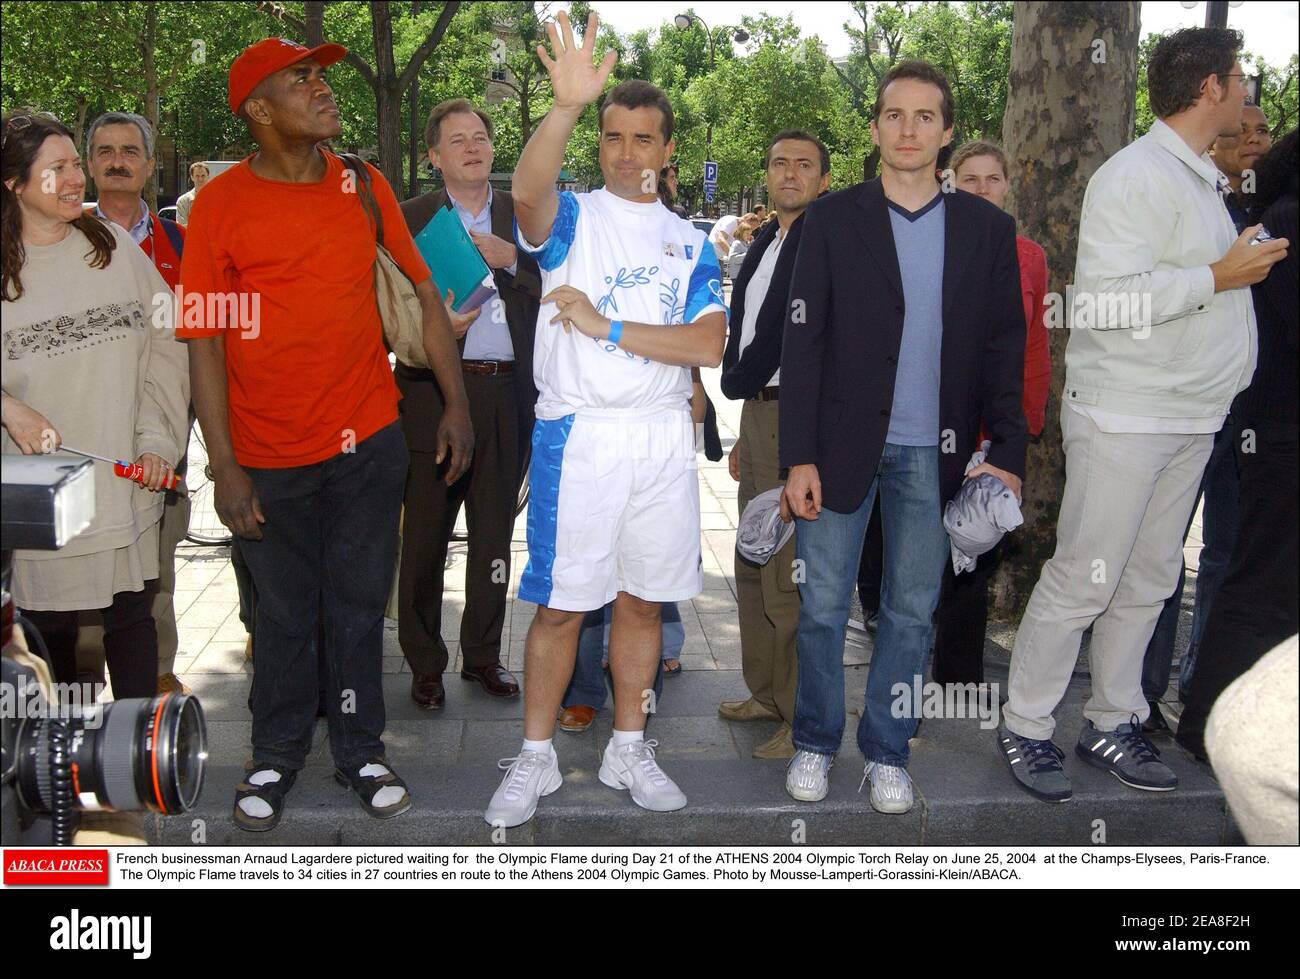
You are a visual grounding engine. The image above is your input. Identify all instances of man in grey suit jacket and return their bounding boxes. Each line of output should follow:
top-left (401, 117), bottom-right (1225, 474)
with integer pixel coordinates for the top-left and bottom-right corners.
top-left (397, 99), bottom-right (542, 710)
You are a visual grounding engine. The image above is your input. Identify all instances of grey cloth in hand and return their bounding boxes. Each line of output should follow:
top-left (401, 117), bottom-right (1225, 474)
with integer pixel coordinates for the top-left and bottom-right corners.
top-left (944, 441), bottom-right (1023, 574)
top-left (736, 486), bottom-right (796, 565)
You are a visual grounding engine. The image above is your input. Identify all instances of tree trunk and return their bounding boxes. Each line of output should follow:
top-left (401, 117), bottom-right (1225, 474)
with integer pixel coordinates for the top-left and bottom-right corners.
top-left (864, 147), bottom-right (879, 181)
top-left (305, 1), bottom-right (325, 46)
top-left (407, 0), bottom-right (420, 197)
top-left (990, 1), bottom-right (1140, 620)
top-left (73, 95), bottom-right (90, 155)
top-left (409, 77), bottom-right (421, 199)
top-left (520, 81), bottom-right (532, 146)
top-left (371, 2), bottom-right (404, 194)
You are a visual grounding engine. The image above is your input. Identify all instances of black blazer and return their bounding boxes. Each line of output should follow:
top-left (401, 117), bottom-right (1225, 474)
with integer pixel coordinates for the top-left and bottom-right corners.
top-left (395, 188), bottom-right (541, 452)
top-left (779, 179), bottom-right (1027, 512)
top-left (720, 211), bottom-right (807, 400)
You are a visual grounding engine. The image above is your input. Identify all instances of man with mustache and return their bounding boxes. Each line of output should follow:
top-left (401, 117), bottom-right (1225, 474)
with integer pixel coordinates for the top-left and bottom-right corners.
top-left (178, 38), bottom-right (472, 831)
top-left (78, 111), bottom-right (190, 699)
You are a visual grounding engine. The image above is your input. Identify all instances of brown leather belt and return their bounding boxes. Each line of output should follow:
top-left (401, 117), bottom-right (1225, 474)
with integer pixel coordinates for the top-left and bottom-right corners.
top-left (461, 359), bottom-right (515, 376)
top-left (752, 385), bottom-right (779, 402)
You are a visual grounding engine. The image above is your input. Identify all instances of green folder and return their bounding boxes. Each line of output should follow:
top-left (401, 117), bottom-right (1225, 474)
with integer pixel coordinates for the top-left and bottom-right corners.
top-left (413, 202), bottom-right (495, 313)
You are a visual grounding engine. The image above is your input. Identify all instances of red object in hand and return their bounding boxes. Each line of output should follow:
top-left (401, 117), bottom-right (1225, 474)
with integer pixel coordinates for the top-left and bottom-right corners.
top-left (113, 461), bottom-right (180, 491)
top-left (61, 446), bottom-right (180, 491)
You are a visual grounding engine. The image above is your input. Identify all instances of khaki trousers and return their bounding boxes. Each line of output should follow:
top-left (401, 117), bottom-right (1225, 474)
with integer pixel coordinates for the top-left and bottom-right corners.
top-left (1005, 407), bottom-right (1212, 739)
top-left (734, 398), bottom-right (800, 723)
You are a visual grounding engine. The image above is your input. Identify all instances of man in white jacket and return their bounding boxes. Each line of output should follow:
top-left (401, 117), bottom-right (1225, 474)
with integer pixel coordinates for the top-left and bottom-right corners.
top-left (997, 27), bottom-right (1289, 802)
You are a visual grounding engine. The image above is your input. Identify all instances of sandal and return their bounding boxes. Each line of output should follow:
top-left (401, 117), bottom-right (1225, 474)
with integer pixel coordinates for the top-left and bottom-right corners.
top-left (232, 761), bottom-right (298, 832)
top-left (662, 659), bottom-right (682, 677)
top-left (334, 758), bottom-right (412, 819)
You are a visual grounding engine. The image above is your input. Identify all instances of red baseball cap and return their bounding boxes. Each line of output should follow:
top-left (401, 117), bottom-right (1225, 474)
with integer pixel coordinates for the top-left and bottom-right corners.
top-left (228, 37), bottom-right (347, 115)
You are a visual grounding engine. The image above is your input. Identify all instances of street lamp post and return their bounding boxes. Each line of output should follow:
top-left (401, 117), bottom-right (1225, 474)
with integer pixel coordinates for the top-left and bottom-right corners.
top-left (674, 12), bottom-right (748, 215)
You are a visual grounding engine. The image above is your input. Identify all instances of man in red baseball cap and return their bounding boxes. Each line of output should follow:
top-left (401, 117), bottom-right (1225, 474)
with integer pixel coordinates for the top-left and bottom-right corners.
top-left (227, 37), bottom-right (347, 116)
top-left (179, 36), bottom-right (474, 832)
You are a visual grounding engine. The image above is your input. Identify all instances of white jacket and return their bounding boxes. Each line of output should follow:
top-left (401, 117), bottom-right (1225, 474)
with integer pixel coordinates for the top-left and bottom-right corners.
top-left (1064, 118), bottom-right (1256, 420)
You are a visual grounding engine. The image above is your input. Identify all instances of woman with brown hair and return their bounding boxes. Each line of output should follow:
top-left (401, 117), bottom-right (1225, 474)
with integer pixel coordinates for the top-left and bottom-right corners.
top-left (1, 111), bottom-right (189, 699)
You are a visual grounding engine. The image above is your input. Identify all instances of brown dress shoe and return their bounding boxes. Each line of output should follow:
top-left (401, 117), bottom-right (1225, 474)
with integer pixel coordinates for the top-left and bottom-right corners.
top-left (752, 723), bottom-right (795, 759)
top-left (718, 697), bottom-right (782, 722)
top-left (559, 705), bottom-right (596, 732)
top-left (460, 663), bottom-right (520, 698)
top-left (157, 673), bottom-right (191, 697)
top-left (411, 673), bottom-right (445, 710)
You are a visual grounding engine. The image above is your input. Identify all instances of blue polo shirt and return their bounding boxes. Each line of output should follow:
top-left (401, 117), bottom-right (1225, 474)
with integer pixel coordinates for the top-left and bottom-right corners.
top-left (886, 194), bottom-right (945, 446)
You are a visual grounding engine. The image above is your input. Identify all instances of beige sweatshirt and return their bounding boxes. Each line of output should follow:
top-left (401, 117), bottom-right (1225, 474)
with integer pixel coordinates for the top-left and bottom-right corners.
top-left (1207, 636), bottom-right (1300, 845)
top-left (2, 220), bottom-right (189, 560)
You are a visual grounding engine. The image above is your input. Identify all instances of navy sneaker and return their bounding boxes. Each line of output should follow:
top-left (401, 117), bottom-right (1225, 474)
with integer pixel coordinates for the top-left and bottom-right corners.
top-left (1076, 717), bottom-right (1177, 791)
top-left (997, 724), bottom-right (1072, 802)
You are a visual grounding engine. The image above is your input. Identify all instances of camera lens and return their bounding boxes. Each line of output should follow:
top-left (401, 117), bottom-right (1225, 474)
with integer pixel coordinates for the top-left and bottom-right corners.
top-left (17, 692), bottom-right (208, 815)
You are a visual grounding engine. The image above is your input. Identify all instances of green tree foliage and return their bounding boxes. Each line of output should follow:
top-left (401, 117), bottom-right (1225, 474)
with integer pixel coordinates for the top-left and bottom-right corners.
top-left (1258, 53), bottom-right (1299, 136)
top-left (836, 0), bottom-right (1013, 157)
top-left (692, 23), bottom-right (859, 198)
top-left (2, 1), bottom-right (256, 150)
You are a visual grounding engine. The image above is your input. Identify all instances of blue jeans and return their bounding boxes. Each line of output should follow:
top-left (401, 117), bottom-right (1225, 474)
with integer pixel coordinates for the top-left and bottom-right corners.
top-left (562, 602), bottom-right (679, 710)
top-left (791, 443), bottom-right (949, 766)
top-left (1140, 419), bottom-right (1239, 700)
top-left (239, 422), bottom-right (408, 771)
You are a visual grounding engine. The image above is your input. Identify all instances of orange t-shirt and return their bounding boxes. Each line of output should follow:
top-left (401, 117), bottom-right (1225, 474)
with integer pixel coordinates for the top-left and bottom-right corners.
top-left (176, 151), bottom-right (430, 468)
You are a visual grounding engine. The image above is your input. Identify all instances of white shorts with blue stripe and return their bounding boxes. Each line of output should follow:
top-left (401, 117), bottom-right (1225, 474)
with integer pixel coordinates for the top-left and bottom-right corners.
top-left (518, 406), bottom-right (703, 612)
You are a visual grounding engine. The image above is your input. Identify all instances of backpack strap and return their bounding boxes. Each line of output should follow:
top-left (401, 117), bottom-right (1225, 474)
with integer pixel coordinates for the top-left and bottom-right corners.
top-left (340, 153), bottom-right (385, 246)
top-left (158, 216), bottom-right (185, 258)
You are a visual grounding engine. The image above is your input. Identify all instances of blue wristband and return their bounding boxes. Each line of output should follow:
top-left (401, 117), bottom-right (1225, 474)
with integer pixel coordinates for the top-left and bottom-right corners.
top-left (607, 320), bottom-right (623, 345)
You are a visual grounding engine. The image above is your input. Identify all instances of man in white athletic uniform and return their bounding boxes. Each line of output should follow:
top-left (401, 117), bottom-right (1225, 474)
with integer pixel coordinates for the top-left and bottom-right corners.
top-left (485, 10), bottom-right (726, 828)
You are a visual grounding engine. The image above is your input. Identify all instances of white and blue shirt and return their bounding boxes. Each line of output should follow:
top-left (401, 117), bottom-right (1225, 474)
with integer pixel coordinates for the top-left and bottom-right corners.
top-left (516, 188), bottom-right (725, 420)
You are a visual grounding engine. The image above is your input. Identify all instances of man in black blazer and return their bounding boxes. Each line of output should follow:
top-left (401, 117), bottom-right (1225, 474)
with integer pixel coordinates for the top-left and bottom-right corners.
top-left (717, 131), bottom-right (830, 759)
top-left (397, 99), bottom-right (541, 709)
top-left (778, 62), bottom-right (1027, 813)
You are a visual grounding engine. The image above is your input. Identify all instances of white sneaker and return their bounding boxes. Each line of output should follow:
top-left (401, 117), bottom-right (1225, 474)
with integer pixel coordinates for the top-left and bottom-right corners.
top-left (786, 750), bottom-right (833, 802)
top-left (484, 750), bottom-right (562, 828)
top-left (598, 739), bottom-right (687, 812)
top-left (861, 761), bottom-right (913, 814)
